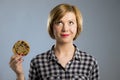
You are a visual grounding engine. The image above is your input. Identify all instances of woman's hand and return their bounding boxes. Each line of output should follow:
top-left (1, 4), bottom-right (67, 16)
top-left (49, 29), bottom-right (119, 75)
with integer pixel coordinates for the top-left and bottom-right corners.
top-left (9, 54), bottom-right (25, 80)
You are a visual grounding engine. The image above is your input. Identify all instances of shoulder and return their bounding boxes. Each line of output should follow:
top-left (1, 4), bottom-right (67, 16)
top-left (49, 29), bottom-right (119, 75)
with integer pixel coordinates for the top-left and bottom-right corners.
top-left (77, 50), bottom-right (98, 66)
top-left (30, 45), bottom-right (55, 64)
top-left (30, 50), bottom-right (50, 64)
top-left (74, 44), bottom-right (97, 63)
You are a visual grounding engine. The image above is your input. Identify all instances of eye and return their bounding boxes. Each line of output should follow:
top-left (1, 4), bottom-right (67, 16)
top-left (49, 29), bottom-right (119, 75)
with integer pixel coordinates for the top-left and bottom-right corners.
top-left (69, 21), bottom-right (74, 25)
top-left (55, 21), bottom-right (63, 26)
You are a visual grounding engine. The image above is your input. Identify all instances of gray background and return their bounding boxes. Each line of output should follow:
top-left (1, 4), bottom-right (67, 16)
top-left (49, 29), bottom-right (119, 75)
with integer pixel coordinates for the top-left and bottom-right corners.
top-left (0, 0), bottom-right (120, 80)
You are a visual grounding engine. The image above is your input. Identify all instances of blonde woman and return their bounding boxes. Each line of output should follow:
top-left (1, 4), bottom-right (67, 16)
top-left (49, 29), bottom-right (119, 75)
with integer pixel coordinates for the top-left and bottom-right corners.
top-left (9, 3), bottom-right (99, 80)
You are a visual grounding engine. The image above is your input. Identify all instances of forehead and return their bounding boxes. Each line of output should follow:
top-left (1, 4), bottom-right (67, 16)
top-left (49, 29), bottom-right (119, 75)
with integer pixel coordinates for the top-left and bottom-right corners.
top-left (60, 12), bottom-right (76, 21)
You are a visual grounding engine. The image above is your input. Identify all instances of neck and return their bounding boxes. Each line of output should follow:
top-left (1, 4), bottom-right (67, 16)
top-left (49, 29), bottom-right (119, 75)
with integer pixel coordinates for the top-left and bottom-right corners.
top-left (54, 42), bottom-right (75, 56)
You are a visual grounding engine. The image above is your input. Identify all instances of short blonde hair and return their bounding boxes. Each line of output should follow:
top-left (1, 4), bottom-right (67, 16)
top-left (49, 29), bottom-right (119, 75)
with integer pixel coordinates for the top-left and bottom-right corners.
top-left (47, 3), bottom-right (83, 40)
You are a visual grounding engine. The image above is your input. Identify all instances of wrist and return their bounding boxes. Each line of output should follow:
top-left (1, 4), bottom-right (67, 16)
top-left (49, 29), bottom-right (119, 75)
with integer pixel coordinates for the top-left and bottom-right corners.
top-left (16, 73), bottom-right (25, 80)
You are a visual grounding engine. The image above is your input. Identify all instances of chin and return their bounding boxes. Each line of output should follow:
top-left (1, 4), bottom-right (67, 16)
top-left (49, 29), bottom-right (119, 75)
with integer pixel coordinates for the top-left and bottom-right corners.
top-left (59, 40), bottom-right (73, 44)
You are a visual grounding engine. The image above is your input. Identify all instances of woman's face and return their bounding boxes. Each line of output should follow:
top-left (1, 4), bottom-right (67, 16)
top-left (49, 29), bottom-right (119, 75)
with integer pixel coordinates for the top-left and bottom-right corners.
top-left (53, 12), bottom-right (77, 44)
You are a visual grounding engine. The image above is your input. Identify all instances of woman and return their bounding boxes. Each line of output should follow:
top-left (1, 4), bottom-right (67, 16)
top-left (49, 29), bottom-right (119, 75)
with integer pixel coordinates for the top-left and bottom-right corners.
top-left (9, 3), bottom-right (99, 80)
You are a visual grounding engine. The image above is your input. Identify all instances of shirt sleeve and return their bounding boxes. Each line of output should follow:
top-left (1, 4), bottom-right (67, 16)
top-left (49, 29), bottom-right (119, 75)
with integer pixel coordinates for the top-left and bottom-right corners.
top-left (28, 58), bottom-right (42, 80)
top-left (90, 60), bottom-right (99, 80)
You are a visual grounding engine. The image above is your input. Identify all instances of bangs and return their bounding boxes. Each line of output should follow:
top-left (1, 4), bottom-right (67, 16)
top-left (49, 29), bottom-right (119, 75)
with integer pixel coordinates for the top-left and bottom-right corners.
top-left (51, 4), bottom-right (75, 23)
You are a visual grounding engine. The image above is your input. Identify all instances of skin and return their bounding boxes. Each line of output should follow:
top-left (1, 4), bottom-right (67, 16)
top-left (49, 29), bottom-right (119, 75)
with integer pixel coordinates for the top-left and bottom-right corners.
top-left (9, 54), bottom-right (24, 80)
top-left (9, 12), bottom-right (78, 80)
top-left (53, 12), bottom-right (77, 68)
top-left (53, 12), bottom-right (77, 44)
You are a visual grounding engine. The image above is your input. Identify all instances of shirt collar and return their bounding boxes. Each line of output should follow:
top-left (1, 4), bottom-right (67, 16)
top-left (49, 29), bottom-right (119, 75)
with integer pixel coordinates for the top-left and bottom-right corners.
top-left (48, 44), bottom-right (82, 61)
top-left (48, 45), bottom-right (58, 61)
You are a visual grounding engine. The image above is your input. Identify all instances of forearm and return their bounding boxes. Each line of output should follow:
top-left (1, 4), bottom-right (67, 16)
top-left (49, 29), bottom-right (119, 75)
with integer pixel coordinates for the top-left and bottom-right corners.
top-left (16, 74), bottom-right (25, 80)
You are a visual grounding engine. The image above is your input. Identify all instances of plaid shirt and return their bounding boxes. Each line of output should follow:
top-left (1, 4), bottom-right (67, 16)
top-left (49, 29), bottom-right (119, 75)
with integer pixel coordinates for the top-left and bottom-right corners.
top-left (28, 45), bottom-right (99, 80)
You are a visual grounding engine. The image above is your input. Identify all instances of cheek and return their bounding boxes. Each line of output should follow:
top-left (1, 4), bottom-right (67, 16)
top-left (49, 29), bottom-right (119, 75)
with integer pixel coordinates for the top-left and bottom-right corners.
top-left (71, 26), bottom-right (77, 34)
top-left (53, 26), bottom-right (60, 35)
top-left (53, 27), bottom-right (57, 34)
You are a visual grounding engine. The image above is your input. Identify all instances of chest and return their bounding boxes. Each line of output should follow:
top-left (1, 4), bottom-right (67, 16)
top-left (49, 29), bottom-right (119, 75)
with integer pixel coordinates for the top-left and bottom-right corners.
top-left (57, 56), bottom-right (72, 68)
top-left (38, 59), bottom-right (91, 80)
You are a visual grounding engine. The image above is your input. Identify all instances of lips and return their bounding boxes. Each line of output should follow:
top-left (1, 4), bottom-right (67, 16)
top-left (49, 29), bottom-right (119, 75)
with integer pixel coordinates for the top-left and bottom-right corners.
top-left (61, 34), bottom-right (69, 37)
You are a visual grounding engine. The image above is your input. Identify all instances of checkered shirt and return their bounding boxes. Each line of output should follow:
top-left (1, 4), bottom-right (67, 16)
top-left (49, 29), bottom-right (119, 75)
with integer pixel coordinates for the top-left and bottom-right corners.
top-left (28, 45), bottom-right (99, 80)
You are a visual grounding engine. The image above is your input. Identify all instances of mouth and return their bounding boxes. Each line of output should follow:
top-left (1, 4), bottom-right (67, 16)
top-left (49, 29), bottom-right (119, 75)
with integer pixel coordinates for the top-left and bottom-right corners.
top-left (61, 34), bottom-right (69, 37)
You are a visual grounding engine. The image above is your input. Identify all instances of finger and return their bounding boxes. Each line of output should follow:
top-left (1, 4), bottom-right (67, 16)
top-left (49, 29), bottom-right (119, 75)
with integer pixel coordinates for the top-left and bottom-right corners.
top-left (9, 55), bottom-right (23, 67)
top-left (9, 56), bottom-right (23, 69)
top-left (10, 54), bottom-right (22, 63)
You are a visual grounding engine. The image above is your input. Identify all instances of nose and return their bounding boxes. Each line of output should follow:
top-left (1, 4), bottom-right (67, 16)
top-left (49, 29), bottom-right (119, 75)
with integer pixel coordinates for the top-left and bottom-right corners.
top-left (62, 23), bottom-right (69, 32)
